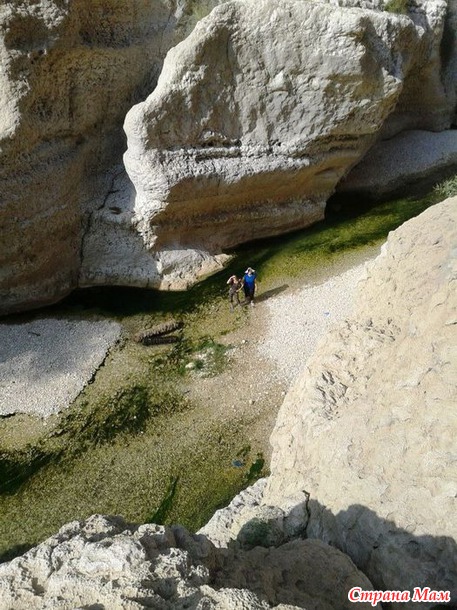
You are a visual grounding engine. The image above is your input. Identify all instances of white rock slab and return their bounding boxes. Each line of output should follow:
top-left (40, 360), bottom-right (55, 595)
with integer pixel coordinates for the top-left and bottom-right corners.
top-left (0, 318), bottom-right (121, 417)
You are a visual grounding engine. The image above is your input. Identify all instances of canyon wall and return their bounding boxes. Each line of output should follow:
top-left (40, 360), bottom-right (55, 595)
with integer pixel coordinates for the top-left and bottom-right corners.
top-left (0, 0), bottom-right (219, 313)
top-left (1, 0), bottom-right (457, 312)
top-left (123, 0), bottom-right (454, 288)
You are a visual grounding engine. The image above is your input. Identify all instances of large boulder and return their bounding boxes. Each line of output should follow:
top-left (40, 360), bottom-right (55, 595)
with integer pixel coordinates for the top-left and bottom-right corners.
top-left (2, 0), bottom-right (456, 313)
top-left (264, 198), bottom-right (457, 606)
top-left (0, 513), bottom-right (375, 610)
top-left (123, 0), bottom-right (430, 288)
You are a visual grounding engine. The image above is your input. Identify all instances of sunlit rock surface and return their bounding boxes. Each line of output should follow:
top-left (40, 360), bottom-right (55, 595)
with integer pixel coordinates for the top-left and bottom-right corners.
top-left (264, 198), bottom-right (457, 605)
top-left (124, 0), bottom-right (427, 286)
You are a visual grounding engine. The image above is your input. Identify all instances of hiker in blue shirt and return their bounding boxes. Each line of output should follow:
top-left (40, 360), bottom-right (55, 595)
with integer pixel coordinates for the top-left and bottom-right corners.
top-left (242, 267), bottom-right (257, 306)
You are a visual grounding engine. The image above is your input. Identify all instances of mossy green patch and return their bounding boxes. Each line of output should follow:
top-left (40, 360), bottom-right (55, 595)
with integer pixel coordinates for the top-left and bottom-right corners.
top-left (165, 336), bottom-right (231, 377)
top-left (384, 0), bottom-right (409, 14)
top-left (0, 408), bottom-right (264, 559)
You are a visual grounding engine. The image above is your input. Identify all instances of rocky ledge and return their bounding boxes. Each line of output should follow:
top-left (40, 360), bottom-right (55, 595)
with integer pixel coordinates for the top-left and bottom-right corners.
top-left (0, 514), bottom-right (374, 610)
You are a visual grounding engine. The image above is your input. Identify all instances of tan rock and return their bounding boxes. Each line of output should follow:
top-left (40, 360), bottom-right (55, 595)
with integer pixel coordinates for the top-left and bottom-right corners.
top-left (124, 0), bottom-right (425, 287)
top-left (199, 478), bottom-right (309, 549)
top-left (218, 539), bottom-right (376, 610)
top-left (264, 198), bottom-right (457, 605)
top-left (0, 0), bottom-right (222, 314)
top-left (0, 513), bottom-right (374, 610)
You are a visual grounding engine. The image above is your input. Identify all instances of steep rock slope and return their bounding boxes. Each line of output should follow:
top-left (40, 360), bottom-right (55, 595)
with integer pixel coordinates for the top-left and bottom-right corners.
top-left (264, 198), bottom-right (457, 605)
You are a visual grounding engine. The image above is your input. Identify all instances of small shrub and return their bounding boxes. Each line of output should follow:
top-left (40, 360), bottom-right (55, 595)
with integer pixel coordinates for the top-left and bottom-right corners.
top-left (246, 453), bottom-right (265, 484)
top-left (434, 174), bottom-right (457, 200)
top-left (240, 518), bottom-right (271, 548)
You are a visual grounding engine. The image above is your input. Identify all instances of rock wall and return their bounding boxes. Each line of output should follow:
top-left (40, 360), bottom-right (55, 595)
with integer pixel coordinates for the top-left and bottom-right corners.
top-left (1, 0), bottom-right (457, 312)
top-left (0, 0), bottom-right (221, 314)
top-left (338, 129), bottom-right (457, 199)
top-left (263, 198), bottom-right (457, 606)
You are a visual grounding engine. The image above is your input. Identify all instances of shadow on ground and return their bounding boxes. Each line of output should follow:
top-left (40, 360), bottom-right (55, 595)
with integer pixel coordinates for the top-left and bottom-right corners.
top-left (255, 284), bottom-right (289, 303)
top-left (223, 498), bottom-right (457, 609)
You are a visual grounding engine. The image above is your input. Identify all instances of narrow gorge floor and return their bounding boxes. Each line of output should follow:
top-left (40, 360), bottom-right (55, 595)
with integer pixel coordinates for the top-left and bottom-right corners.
top-left (188, 247), bottom-right (379, 465)
top-left (0, 189), bottom-right (439, 559)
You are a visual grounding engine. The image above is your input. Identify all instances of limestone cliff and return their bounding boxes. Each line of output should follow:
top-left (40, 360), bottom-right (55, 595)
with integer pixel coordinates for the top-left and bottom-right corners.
top-left (263, 198), bottom-right (457, 605)
top-left (1, 0), bottom-right (457, 312)
top-left (0, 0), bottom-right (220, 314)
top-left (123, 0), bottom-right (443, 288)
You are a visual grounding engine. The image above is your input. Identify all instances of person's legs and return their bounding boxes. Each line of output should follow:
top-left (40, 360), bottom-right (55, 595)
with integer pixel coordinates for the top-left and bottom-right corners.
top-left (243, 285), bottom-right (250, 304)
top-left (244, 285), bottom-right (255, 305)
top-left (249, 286), bottom-right (255, 306)
top-left (229, 290), bottom-right (236, 311)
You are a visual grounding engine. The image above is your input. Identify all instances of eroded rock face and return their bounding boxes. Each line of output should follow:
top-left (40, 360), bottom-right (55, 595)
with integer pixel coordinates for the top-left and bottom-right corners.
top-left (338, 129), bottom-right (457, 199)
top-left (0, 514), bottom-right (375, 610)
top-left (124, 0), bottom-right (425, 285)
top-left (0, 0), bottom-right (221, 314)
top-left (325, 0), bottom-right (457, 134)
top-left (264, 199), bottom-right (457, 606)
top-left (379, 0), bottom-right (456, 137)
top-left (2, 0), bottom-right (456, 312)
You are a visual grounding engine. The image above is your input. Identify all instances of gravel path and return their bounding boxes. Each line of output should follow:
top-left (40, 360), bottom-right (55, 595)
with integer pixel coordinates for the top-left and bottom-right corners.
top-left (0, 319), bottom-right (121, 417)
top-left (257, 262), bottom-right (370, 383)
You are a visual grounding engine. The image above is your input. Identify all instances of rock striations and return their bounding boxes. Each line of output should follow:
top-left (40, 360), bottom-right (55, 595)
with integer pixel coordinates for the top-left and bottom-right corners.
top-left (2, 0), bottom-right (457, 312)
top-left (264, 198), bottom-right (457, 605)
